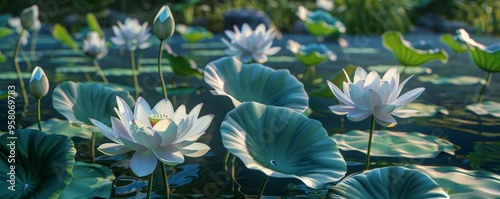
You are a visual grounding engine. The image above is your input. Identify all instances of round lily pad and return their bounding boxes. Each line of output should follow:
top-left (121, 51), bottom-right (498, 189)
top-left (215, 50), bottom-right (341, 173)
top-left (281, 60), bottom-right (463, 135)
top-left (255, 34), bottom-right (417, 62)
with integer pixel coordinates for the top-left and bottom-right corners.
top-left (418, 74), bottom-right (484, 85)
top-left (466, 101), bottom-right (500, 117)
top-left (331, 130), bottom-right (455, 158)
top-left (0, 129), bottom-right (76, 198)
top-left (59, 162), bottom-right (115, 199)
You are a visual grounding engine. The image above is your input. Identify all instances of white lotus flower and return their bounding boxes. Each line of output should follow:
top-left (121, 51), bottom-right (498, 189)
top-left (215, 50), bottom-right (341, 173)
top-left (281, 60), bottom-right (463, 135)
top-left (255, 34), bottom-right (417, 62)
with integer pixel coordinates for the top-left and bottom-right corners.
top-left (221, 23), bottom-right (281, 63)
top-left (29, 66), bottom-right (49, 99)
top-left (90, 96), bottom-right (213, 177)
top-left (111, 17), bottom-right (151, 51)
top-left (83, 31), bottom-right (108, 59)
top-left (328, 67), bottom-right (425, 127)
top-left (317, 0), bottom-right (334, 11)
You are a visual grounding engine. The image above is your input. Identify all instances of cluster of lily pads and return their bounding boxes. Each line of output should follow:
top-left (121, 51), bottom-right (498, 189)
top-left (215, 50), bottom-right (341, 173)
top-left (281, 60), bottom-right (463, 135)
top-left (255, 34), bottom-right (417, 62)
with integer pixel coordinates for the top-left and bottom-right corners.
top-left (1, 1), bottom-right (500, 198)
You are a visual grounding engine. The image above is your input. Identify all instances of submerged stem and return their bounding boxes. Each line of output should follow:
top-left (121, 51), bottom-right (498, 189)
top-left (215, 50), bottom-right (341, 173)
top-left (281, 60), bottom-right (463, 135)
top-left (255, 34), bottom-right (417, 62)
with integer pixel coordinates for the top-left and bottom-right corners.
top-left (160, 163), bottom-right (170, 199)
top-left (477, 71), bottom-right (492, 103)
top-left (257, 175), bottom-right (270, 199)
top-left (93, 58), bottom-right (109, 84)
top-left (13, 28), bottom-right (29, 111)
top-left (364, 115), bottom-right (375, 171)
top-left (146, 173), bottom-right (153, 199)
top-left (91, 131), bottom-right (96, 162)
top-left (37, 98), bottom-right (42, 131)
top-left (30, 30), bottom-right (38, 56)
top-left (130, 50), bottom-right (140, 98)
top-left (158, 40), bottom-right (168, 98)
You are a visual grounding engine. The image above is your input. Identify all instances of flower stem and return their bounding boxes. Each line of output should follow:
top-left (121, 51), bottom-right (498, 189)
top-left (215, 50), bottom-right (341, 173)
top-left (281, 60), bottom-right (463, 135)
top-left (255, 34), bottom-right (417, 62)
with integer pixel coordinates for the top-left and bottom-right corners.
top-left (146, 173), bottom-right (154, 199)
top-left (30, 30), bottom-right (38, 57)
top-left (91, 131), bottom-right (96, 162)
top-left (160, 163), bottom-right (170, 199)
top-left (36, 98), bottom-right (42, 131)
top-left (257, 175), bottom-right (269, 199)
top-left (13, 28), bottom-right (29, 111)
top-left (223, 151), bottom-right (230, 171)
top-left (93, 58), bottom-right (109, 84)
top-left (477, 71), bottom-right (492, 103)
top-left (158, 40), bottom-right (168, 98)
top-left (364, 115), bottom-right (375, 170)
top-left (130, 50), bottom-right (140, 98)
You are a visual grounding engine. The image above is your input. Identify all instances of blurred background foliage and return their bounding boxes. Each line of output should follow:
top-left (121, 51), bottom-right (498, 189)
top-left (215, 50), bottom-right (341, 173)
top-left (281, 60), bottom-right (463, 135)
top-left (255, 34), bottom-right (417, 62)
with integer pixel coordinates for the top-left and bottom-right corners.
top-left (0, 0), bottom-right (498, 35)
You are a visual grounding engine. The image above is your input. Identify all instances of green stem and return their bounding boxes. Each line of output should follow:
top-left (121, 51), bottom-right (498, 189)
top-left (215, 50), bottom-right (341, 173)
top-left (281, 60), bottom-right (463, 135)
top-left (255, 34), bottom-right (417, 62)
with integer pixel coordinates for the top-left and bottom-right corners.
top-left (146, 173), bottom-right (153, 199)
top-left (20, 47), bottom-right (32, 71)
top-left (37, 98), bottom-right (42, 131)
top-left (160, 163), bottom-right (170, 199)
top-left (223, 151), bottom-right (230, 171)
top-left (93, 58), bottom-right (109, 84)
top-left (230, 155), bottom-right (236, 192)
top-left (257, 175), bottom-right (269, 199)
top-left (477, 71), bottom-right (492, 103)
top-left (158, 40), bottom-right (168, 98)
top-left (30, 30), bottom-right (38, 57)
top-left (364, 115), bottom-right (375, 170)
top-left (13, 28), bottom-right (29, 110)
top-left (130, 50), bottom-right (140, 98)
top-left (91, 131), bottom-right (96, 162)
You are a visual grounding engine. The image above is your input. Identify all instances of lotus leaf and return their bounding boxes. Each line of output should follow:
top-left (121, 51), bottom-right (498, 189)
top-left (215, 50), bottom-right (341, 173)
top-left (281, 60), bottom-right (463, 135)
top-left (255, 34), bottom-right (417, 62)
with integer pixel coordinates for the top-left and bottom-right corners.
top-left (440, 33), bottom-right (467, 54)
top-left (86, 13), bottom-right (104, 37)
top-left (304, 10), bottom-right (345, 37)
top-left (382, 31), bottom-right (448, 66)
top-left (402, 103), bottom-right (449, 117)
top-left (176, 24), bottom-right (213, 43)
top-left (52, 23), bottom-right (78, 50)
top-left (28, 118), bottom-right (94, 139)
top-left (164, 50), bottom-right (203, 77)
top-left (308, 65), bottom-right (356, 98)
top-left (466, 141), bottom-right (500, 172)
top-left (466, 101), bottom-right (500, 117)
top-left (59, 162), bottom-right (115, 199)
top-left (367, 65), bottom-right (432, 75)
top-left (456, 29), bottom-right (500, 72)
top-left (418, 74), bottom-right (484, 85)
top-left (331, 130), bottom-right (455, 158)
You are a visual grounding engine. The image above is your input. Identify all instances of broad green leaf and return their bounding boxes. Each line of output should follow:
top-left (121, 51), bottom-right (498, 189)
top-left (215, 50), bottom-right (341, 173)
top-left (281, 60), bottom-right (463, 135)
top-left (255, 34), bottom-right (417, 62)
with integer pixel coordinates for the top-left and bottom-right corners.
top-left (165, 52), bottom-right (203, 77)
top-left (0, 90), bottom-right (8, 100)
top-left (0, 27), bottom-right (13, 38)
top-left (403, 102), bottom-right (449, 117)
top-left (59, 162), bottom-right (115, 199)
top-left (417, 74), bottom-right (484, 85)
top-left (52, 23), bottom-right (78, 50)
top-left (328, 166), bottom-right (449, 198)
top-left (0, 51), bottom-right (6, 63)
top-left (0, 129), bottom-right (76, 199)
top-left (331, 130), bottom-right (455, 158)
top-left (382, 31), bottom-right (448, 66)
top-left (457, 29), bottom-right (500, 72)
top-left (86, 13), bottom-right (104, 37)
top-left (221, 102), bottom-right (346, 189)
top-left (308, 64), bottom-right (356, 98)
top-left (176, 25), bottom-right (213, 43)
top-left (440, 33), bottom-right (467, 54)
top-left (28, 118), bottom-right (94, 139)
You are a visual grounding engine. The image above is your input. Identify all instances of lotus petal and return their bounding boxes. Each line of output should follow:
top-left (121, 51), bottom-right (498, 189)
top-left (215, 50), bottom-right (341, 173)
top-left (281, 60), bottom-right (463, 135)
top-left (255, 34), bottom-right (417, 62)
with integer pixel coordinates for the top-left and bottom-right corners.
top-left (382, 31), bottom-right (448, 66)
top-left (204, 57), bottom-right (309, 112)
top-left (327, 166), bottom-right (449, 199)
top-left (0, 129), bottom-right (76, 198)
top-left (331, 130), bottom-right (455, 158)
top-left (405, 164), bottom-right (500, 198)
top-left (221, 102), bottom-right (346, 189)
top-left (53, 81), bottom-right (135, 127)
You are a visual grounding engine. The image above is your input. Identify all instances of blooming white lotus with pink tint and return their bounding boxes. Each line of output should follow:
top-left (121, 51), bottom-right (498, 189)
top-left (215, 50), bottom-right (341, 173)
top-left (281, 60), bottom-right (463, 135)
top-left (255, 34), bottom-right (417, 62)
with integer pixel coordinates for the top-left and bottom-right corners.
top-left (90, 96), bottom-right (213, 177)
top-left (111, 17), bottom-right (151, 51)
top-left (221, 23), bottom-right (280, 63)
top-left (328, 67), bottom-right (425, 127)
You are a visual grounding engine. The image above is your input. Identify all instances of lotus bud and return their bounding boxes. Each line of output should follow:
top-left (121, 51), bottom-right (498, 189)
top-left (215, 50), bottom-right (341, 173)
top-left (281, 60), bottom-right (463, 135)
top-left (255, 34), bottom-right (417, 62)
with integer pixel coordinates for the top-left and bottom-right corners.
top-left (20, 5), bottom-right (39, 30)
top-left (153, 5), bottom-right (175, 41)
top-left (29, 66), bottom-right (49, 99)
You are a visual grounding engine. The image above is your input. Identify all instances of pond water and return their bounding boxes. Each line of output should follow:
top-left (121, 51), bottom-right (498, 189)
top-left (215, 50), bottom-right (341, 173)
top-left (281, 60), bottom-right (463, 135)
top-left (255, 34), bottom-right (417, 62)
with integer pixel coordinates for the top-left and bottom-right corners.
top-left (1, 32), bottom-right (499, 198)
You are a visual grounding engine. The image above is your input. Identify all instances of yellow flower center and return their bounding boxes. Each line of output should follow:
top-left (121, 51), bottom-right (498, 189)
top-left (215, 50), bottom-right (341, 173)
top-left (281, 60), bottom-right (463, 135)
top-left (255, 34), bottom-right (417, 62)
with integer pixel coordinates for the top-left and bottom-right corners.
top-left (148, 114), bottom-right (172, 127)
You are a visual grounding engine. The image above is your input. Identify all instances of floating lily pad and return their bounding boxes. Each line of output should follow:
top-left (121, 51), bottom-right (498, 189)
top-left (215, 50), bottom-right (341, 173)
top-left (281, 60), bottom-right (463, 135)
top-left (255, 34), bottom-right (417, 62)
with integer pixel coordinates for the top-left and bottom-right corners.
top-left (466, 101), bottom-right (500, 117)
top-left (0, 71), bottom-right (31, 80)
top-left (308, 65), bottom-right (356, 98)
top-left (190, 50), bottom-right (226, 57)
top-left (382, 31), bottom-right (448, 66)
top-left (204, 57), bottom-right (309, 112)
top-left (59, 162), bottom-right (115, 199)
top-left (268, 55), bottom-right (297, 63)
top-left (368, 64), bottom-right (432, 75)
top-left (27, 118), bottom-right (94, 139)
top-left (49, 57), bottom-right (87, 64)
top-left (327, 166), bottom-right (449, 199)
top-left (52, 81), bottom-right (135, 128)
top-left (0, 129), bottom-right (76, 198)
top-left (342, 47), bottom-right (379, 54)
top-left (466, 141), bottom-right (500, 172)
top-left (405, 164), bottom-right (500, 198)
top-left (418, 74), bottom-right (484, 85)
top-left (331, 130), bottom-right (455, 158)
top-left (56, 66), bottom-right (96, 74)
top-left (403, 102), bottom-right (449, 117)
